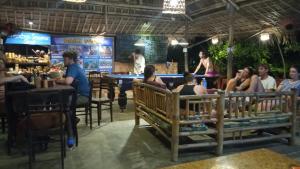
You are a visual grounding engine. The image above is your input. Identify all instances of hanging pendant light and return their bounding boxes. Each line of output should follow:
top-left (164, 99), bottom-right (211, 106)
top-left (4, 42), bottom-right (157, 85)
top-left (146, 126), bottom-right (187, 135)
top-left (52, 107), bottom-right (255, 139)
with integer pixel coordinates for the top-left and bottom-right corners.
top-left (63, 0), bottom-right (87, 3)
top-left (134, 39), bottom-right (145, 46)
top-left (171, 39), bottom-right (179, 46)
top-left (212, 37), bottom-right (219, 45)
top-left (162, 0), bottom-right (185, 14)
top-left (178, 38), bottom-right (189, 46)
top-left (260, 33), bottom-right (270, 41)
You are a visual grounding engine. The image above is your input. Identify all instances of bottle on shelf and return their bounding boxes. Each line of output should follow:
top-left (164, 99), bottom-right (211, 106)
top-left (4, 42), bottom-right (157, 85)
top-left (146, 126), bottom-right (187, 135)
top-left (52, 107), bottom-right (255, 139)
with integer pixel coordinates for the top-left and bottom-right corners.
top-left (35, 72), bottom-right (42, 88)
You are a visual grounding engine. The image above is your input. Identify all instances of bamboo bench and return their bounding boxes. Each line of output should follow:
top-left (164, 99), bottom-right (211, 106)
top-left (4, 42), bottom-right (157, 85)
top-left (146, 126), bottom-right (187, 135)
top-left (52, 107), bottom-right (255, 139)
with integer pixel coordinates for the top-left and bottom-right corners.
top-left (133, 83), bottom-right (297, 161)
top-left (223, 91), bottom-right (297, 147)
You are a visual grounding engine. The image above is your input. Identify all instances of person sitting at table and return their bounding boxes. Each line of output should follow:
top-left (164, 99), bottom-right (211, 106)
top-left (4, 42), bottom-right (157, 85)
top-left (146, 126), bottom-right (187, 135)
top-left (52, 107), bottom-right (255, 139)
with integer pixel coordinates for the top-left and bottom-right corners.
top-left (258, 64), bottom-right (276, 92)
top-left (193, 50), bottom-right (214, 75)
top-left (0, 53), bottom-right (29, 119)
top-left (143, 65), bottom-right (166, 88)
top-left (277, 65), bottom-right (300, 96)
top-left (56, 51), bottom-right (90, 147)
top-left (56, 51), bottom-right (90, 105)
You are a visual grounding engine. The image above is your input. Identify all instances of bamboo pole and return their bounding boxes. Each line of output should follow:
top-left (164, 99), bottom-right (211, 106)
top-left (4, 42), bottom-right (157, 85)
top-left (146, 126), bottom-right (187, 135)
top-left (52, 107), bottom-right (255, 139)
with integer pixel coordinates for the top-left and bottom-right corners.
top-left (226, 2), bottom-right (235, 81)
top-left (133, 83), bottom-right (140, 126)
top-left (289, 88), bottom-right (297, 145)
top-left (171, 92), bottom-right (180, 161)
top-left (217, 91), bottom-right (225, 155)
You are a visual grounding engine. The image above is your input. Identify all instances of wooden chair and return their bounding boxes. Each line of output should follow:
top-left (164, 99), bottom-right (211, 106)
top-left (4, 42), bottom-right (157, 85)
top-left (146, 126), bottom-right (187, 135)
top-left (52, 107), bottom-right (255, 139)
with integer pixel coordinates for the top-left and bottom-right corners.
top-left (88, 71), bottom-right (101, 98)
top-left (75, 81), bottom-right (93, 130)
top-left (92, 76), bottom-right (114, 126)
top-left (23, 91), bottom-right (68, 169)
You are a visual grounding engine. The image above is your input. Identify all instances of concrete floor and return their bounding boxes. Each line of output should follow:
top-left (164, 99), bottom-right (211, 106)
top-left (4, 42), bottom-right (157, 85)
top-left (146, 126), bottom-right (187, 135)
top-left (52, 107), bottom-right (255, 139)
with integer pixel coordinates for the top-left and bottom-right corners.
top-left (1, 99), bottom-right (300, 169)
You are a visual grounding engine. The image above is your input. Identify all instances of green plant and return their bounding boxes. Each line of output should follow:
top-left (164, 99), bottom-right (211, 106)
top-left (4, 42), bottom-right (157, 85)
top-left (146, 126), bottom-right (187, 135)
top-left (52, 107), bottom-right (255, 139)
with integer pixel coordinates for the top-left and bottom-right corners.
top-left (284, 42), bottom-right (300, 53)
top-left (208, 40), bottom-right (270, 75)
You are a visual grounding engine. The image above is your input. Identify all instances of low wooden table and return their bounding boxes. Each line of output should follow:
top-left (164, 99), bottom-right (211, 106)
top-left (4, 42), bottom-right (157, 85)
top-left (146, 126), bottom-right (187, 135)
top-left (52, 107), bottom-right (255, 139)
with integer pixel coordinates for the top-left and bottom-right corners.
top-left (162, 149), bottom-right (300, 169)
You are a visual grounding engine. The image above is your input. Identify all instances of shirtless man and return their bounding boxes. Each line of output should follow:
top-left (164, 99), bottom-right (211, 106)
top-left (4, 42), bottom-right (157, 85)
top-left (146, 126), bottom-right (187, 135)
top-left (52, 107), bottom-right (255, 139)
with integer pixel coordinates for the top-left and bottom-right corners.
top-left (193, 51), bottom-right (214, 75)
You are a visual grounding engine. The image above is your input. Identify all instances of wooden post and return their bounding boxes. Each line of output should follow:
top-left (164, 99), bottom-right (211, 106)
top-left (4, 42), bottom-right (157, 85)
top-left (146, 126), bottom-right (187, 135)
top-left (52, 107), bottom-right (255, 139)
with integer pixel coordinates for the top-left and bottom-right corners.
top-left (226, 3), bottom-right (235, 81)
top-left (217, 91), bottom-right (225, 155)
top-left (184, 51), bottom-right (188, 72)
top-left (133, 83), bottom-right (140, 126)
top-left (289, 89), bottom-right (297, 145)
top-left (184, 20), bottom-right (189, 72)
top-left (171, 92), bottom-right (180, 161)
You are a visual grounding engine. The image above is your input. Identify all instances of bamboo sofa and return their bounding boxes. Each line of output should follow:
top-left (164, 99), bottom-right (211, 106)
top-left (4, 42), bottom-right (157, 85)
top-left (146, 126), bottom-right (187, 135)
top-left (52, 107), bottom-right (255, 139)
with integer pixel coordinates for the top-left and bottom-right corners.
top-left (133, 83), bottom-right (297, 161)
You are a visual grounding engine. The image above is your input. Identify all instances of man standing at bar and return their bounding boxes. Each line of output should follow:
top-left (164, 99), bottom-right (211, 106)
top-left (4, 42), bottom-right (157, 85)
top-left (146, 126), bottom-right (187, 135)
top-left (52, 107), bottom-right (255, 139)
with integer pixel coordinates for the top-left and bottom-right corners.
top-left (129, 49), bottom-right (145, 74)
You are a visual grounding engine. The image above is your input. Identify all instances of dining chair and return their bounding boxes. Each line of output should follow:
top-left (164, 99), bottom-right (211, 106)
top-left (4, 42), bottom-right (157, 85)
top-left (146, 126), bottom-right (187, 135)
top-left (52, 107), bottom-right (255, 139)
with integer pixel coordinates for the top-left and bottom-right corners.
top-left (75, 81), bottom-right (93, 129)
top-left (24, 90), bottom-right (69, 169)
top-left (91, 76), bottom-right (114, 126)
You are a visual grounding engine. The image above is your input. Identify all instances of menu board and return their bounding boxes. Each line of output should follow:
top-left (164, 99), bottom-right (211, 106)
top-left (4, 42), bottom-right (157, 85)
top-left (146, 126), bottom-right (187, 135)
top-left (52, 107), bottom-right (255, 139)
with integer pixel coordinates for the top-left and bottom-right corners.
top-left (51, 36), bottom-right (114, 73)
top-left (5, 31), bottom-right (51, 45)
top-left (116, 35), bottom-right (168, 64)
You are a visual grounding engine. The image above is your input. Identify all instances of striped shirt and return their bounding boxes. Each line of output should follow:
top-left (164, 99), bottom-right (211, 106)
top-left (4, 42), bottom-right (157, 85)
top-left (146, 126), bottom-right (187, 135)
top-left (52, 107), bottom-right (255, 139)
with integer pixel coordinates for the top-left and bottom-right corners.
top-left (279, 79), bottom-right (300, 96)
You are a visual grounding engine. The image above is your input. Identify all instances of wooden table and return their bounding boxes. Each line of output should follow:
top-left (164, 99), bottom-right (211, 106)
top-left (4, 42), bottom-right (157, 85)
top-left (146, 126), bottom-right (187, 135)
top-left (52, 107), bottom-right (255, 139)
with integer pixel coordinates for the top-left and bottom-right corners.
top-left (162, 149), bottom-right (300, 169)
top-left (6, 85), bottom-right (74, 94)
top-left (5, 84), bottom-right (75, 154)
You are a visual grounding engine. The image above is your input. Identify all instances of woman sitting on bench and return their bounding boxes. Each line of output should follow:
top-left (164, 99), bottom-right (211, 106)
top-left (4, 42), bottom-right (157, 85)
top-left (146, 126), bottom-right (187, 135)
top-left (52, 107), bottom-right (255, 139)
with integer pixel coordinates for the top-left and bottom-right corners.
top-left (173, 72), bottom-right (207, 117)
top-left (277, 65), bottom-right (300, 95)
top-left (143, 65), bottom-right (166, 89)
top-left (226, 67), bottom-right (264, 93)
top-left (173, 72), bottom-right (206, 97)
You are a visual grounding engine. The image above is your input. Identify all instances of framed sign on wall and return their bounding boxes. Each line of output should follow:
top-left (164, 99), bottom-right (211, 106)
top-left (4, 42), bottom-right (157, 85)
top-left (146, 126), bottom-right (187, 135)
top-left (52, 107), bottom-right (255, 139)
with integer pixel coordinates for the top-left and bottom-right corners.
top-left (51, 36), bottom-right (114, 73)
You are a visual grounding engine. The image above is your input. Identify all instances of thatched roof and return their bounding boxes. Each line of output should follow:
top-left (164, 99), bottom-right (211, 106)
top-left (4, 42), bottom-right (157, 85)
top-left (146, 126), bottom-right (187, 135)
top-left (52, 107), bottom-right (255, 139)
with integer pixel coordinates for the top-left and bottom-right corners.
top-left (0, 0), bottom-right (299, 38)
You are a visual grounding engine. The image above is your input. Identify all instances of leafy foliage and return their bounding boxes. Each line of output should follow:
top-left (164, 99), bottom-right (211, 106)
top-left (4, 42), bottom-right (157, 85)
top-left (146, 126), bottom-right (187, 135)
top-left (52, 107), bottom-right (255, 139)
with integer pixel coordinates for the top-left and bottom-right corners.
top-left (208, 41), bottom-right (270, 75)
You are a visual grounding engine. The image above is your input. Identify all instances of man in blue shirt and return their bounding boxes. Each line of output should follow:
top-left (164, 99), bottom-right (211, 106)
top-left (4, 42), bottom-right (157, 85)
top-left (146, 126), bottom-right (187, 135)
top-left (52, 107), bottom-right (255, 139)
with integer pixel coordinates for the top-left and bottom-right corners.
top-left (56, 51), bottom-right (90, 105)
top-left (56, 51), bottom-right (90, 147)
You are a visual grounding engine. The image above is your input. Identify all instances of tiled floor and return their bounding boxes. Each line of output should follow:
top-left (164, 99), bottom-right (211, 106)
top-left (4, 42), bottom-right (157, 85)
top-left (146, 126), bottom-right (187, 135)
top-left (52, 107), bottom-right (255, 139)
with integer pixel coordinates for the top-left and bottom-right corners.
top-left (1, 100), bottom-right (300, 169)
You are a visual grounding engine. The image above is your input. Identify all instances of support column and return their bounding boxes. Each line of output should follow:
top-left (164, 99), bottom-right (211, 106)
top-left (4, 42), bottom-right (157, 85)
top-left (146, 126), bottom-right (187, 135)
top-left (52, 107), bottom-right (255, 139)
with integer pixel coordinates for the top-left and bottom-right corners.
top-left (227, 2), bottom-right (235, 81)
top-left (184, 20), bottom-right (189, 72)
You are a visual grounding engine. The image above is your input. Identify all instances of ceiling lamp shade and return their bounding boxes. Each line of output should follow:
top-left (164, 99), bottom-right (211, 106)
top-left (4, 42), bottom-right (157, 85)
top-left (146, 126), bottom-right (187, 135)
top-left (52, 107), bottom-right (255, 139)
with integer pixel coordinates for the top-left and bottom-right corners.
top-left (178, 38), bottom-right (189, 46)
top-left (171, 39), bottom-right (179, 46)
top-left (162, 0), bottom-right (185, 14)
top-left (212, 37), bottom-right (219, 45)
top-left (134, 39), bottom-right (145, 46)
top-left (63, 0), bottom-right (87, 3)
top-left (260, 33), bottom-right (270, 41)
